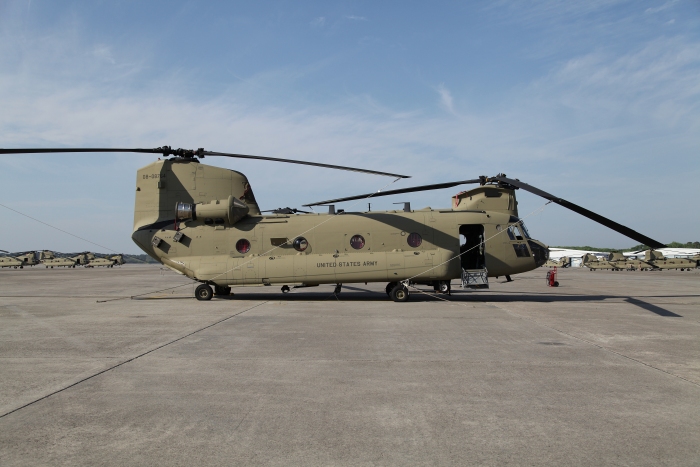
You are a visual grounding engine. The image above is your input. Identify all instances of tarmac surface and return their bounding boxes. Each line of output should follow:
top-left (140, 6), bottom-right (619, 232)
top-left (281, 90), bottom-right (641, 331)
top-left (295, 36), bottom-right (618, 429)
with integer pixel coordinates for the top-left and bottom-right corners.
top-left (1, 264), bottom-right (699, 466)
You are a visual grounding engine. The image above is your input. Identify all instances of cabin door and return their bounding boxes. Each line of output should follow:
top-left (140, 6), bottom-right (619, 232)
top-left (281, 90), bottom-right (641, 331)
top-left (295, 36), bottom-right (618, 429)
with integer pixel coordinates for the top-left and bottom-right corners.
top-left (459, 225), bottom-right (485, 270)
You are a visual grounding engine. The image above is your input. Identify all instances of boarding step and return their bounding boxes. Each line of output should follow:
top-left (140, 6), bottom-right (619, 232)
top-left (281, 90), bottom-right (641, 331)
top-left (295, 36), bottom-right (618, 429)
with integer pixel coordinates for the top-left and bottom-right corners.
top-left (461, 268), bottom-right (489, 289)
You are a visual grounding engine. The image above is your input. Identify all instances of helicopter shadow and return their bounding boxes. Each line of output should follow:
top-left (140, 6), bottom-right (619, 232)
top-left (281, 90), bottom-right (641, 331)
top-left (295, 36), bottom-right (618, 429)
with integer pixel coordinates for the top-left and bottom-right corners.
top-left (215, 287), bottom-right (690, 317)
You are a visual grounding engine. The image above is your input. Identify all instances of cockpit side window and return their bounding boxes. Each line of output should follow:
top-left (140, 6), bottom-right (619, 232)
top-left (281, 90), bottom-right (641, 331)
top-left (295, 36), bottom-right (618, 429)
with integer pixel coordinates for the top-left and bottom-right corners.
top-left (519, 222), bottom-right (531, 239)
top-left (508, 225), bottom-right (523, 240)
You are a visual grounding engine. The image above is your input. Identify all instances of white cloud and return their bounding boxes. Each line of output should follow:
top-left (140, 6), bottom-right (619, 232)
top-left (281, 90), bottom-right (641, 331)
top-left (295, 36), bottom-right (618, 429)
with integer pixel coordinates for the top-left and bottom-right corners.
top-left (92, 44), bottom-right (116, 64)
top-left (346, 15), bottom-right (368, 21)
top-left (645, 0), bottom-right (678, 14)
top-left (310, 16), bottom-right (325, 27)
top-left (435, 83), bottom-right (455, 114)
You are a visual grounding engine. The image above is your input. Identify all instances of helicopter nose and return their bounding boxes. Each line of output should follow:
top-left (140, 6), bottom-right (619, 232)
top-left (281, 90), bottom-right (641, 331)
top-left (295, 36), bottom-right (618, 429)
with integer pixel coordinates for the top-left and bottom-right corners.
top-left (528, 239), bottom-right (549, 267)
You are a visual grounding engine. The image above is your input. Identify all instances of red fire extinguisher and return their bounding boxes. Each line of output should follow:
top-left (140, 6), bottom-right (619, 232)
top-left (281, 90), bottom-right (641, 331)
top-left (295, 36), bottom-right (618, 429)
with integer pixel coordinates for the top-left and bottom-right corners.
top-left (546, 266), bottom-right (560, 287)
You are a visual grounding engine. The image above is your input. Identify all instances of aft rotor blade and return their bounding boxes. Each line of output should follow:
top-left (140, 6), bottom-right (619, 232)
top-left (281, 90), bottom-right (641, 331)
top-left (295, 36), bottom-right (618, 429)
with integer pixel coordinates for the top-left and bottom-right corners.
top-left (0, 148), bottom-right (162, 155)
top-left (203, 151), bottom-right (410, 178)
top-left (490, 175), bottom-right (665, 249)
top-left (0, 147), bottom-right (410, 178)
top-left (304, 179), bottom-right (482, 206)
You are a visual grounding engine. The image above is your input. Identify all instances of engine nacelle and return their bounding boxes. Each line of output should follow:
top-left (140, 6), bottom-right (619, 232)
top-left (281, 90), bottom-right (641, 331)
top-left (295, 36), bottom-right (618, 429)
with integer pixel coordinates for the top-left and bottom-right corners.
top-left (176, 195), bottom-right (249, 226)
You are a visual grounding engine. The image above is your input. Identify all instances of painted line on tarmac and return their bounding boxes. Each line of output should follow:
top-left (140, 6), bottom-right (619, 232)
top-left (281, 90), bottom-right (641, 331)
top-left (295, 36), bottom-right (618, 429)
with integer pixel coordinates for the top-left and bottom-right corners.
top-left (0, 300), bottom-right (271, 420)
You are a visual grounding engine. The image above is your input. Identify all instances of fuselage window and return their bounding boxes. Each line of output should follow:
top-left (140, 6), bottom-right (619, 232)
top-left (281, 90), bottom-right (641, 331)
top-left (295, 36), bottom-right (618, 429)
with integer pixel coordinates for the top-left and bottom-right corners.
top-left (236, 239), bottom-right (251, 254)
top-left (407, 233), bottom-right (422, 248)
top-left (293, 237), bottom-right (308, 252)
top-left (350, 235), bottom-right (365, 250)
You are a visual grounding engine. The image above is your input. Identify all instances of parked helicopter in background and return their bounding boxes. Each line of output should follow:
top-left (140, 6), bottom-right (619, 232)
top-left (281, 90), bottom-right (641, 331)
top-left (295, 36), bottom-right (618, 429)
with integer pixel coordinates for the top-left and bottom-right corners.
top-left (543, 256), bottom-right (570, 268)
top-left (584, 250), bottom-right (698, 271)
top-left (84, 253), bottom-right (124, 268)
top-left (1, 146), bottom-right (666, 301)
top-left (39, 251), bottom-right (87, 268)
top-left (0, 250), bottom-right (39, 269)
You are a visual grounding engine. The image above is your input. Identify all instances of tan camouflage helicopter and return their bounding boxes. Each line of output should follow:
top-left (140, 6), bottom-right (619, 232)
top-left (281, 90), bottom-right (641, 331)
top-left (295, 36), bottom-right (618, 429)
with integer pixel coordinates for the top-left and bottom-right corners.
top-left (39, 251), bottom-right (88, 268)
top-left (638, 250), bottom-right (697, 271)
top-left (84, 253), bottom-right (124, 268)
top-left (1, 146), bottom-right (665, 301)
top-left (0, 250), bottom-right (39, 269)
top-left (584, 250), bottom-right (697, 271)
top-left (543, 256), bottom-right (570, 268)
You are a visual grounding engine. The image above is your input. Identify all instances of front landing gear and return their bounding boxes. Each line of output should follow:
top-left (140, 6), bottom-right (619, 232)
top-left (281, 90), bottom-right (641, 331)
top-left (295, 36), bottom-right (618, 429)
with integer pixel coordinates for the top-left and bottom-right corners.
top-left (195, 284), bottom-right (213, 301)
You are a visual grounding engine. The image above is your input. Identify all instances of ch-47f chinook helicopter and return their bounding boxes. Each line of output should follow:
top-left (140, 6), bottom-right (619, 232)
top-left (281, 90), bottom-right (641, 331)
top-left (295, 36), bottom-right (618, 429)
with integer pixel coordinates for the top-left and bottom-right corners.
top-left (1, 146), bottom-right (665, 301)
top-left (0, 250), bottom-right (39, 268)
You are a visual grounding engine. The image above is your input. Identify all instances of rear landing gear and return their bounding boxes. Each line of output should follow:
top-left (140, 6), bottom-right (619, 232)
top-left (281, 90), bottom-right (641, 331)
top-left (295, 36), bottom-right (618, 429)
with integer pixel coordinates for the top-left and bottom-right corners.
top-left (281, 285), bottom-right (290, 293)
top-left (214, 285), bottom-right (231, 296)
top-left (195, 284), bottom-right (213, 301)
top-left (390, 284), bottom-right (410, 302)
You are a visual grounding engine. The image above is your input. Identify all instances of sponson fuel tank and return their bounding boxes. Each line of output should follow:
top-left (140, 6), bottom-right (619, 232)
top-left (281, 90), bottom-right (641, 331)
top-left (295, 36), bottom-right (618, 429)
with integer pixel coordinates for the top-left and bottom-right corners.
top-left (133, 158), bottom-right (261, 232)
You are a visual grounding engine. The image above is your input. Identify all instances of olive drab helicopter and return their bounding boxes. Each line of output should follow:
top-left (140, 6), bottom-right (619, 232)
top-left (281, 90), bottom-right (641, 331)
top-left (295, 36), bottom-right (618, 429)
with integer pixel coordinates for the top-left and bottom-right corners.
top-left (1, 146), bottom-right (665, 301)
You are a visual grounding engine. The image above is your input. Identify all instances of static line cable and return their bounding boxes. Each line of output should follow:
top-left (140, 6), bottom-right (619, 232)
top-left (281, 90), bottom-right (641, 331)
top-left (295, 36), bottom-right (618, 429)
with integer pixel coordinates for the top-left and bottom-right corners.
top-left (0, 202), bottom-right (154, 265)
top-left (99, 176), bottom-right (406, 302)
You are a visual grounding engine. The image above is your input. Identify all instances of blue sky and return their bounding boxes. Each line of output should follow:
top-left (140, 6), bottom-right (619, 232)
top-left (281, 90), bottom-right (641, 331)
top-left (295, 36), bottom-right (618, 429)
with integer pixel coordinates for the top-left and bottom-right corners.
top-left (1, 0), bottom-right (699, 253)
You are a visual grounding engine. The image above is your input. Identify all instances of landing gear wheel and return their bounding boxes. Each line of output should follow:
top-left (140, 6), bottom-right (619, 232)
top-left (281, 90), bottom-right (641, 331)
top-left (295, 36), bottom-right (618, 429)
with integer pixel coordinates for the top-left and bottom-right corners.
top-left (438, 281), bottom-right (451, 294)
top-left (281, 285), bottom-right (290, 293)
top-left (390, 284), bottom-right (410, 302)
top-left (214, 285), bottom-right (231, 296)
top-left (195, 284), bottom-right (214, 301)
top-left (386, 282), bottom-right (397, 296)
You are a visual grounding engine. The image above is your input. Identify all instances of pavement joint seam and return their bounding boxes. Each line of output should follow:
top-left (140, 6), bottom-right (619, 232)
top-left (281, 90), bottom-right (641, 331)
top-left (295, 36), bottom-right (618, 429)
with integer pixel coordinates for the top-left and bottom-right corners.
top-left (491, 303), bottom-right (700, 389)
top-left (0, 300), bottom-right (270, 420)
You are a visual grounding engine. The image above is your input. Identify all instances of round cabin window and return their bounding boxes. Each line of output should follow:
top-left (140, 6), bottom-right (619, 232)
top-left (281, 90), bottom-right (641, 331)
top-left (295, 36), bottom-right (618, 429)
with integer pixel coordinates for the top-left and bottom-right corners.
top-left (350, 235), bottom-right (365, 250)
top-left (236, 239), bottom-right (251, 254)
top-left (407, 232), bottom-right (422, 248)
top-left (293, 237), bottom-right (308, 252)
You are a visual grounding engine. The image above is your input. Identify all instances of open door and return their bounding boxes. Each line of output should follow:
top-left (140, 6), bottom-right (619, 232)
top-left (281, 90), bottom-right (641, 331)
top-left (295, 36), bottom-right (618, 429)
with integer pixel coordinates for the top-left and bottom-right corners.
top-left (459, 225), bottom-right (485, 269)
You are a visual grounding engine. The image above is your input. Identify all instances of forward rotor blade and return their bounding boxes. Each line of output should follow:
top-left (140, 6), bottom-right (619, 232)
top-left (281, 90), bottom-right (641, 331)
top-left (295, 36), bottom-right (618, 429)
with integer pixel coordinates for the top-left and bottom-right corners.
top-left (0, 147), bottom-right (410, 178)
top-left (203, 151), bottom-right (410, 178)
top-left (490, 175), bottom-right (665, 249)
top-left (304, 179), bottom-right (482, 206)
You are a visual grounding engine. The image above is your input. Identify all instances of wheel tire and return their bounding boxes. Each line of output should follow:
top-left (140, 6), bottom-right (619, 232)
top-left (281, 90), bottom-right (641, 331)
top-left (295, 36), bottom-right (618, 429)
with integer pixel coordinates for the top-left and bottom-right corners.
top-left (385, 282), bottom-right (397, 296)
top-left (195, 284), bottom-right (214, 301)
top-left (214, 285), bottom-right (231, 296)
top-left (553, 281), bottom-right (559, 287)
top-left (390, 284), bottom-right (410, 302)
top-left (438, 281), bottom-right (450, 294)
top-left (281, 285), bottom-right (290, 293)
